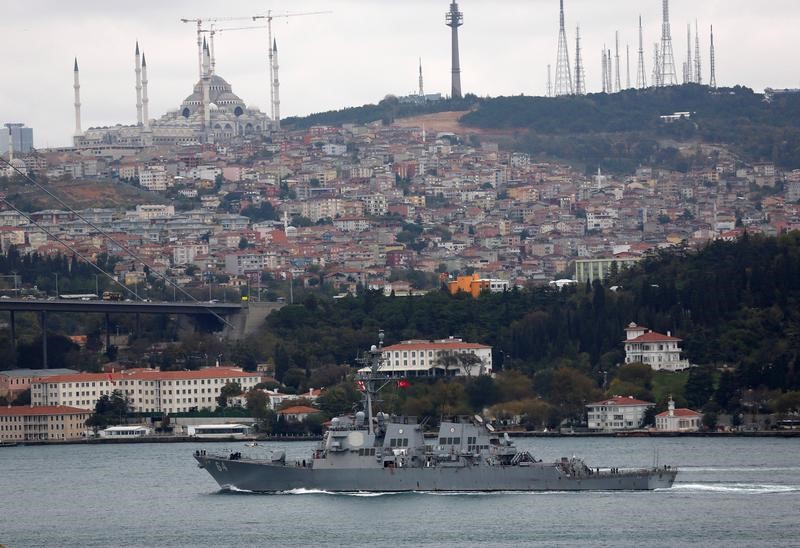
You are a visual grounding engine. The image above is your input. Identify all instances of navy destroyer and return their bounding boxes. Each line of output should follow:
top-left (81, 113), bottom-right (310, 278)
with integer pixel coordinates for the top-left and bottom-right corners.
top-left (194, 333), bottom-right (677, 492)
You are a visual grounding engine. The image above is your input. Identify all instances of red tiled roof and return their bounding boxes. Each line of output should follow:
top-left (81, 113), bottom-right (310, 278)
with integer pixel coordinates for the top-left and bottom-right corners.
top-left (625, 331), bottom-right (682, 343)
top-left (277, 406), bottom-right (320, 415)
top-left (656, 408), bottom-right (702, 417)
top-left (0, 405), bottom-right (89, 416)
top-left (32, 368), bottom-right (254, 384)
top-left (383, 341), bottom-right (491, 352)
top-left (588, 396), bottom-right (654, 407)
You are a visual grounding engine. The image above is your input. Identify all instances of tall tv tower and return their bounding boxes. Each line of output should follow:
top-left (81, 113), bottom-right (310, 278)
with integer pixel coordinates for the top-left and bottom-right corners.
top-left (554, 0), bottom-right (573, 96)
top-left (659, 0), bottom-right (677, 86)
top-left (636, 16), bottom-right (647, 88)
top-left (709, 25), bottom-right (717, 88)
top-left (446, 2), bottom-right (464, 99)
top-left (694, 21), bottom-right (703, 85)
top-left (547, 64), bottom-right (552, 97)
top-left (574, 25), bottom-right (586, 95)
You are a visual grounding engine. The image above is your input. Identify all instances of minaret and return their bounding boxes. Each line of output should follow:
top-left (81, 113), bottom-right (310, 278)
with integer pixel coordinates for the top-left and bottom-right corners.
top-left (636, 16), bottom-right (647, 89)
top-left (446, 2), bottom-right (464, 99)
top-left (73, 58), bottom-right (83, 139)
top-left (709, 25), bottom-right (717, 88)
top-left (418, 58), bottom-right (424, 97)
top-left (135, 42), bottom-right (143, 125)
top-left (7, 127), bottom-right (13, 162)
top-left (202, 39), bottom-right (211, 134)
top-left (141, 53), bottom-right (150, 130)
top-left (272, 39), bottom-right (281, 130)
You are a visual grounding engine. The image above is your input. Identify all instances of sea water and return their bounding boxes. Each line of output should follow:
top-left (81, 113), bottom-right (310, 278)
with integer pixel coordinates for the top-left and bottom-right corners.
top-left (1, 437), bottom-right (799, 547)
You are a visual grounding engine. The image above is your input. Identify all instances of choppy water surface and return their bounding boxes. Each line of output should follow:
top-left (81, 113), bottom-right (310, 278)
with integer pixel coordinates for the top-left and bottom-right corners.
top-left (1, 437), bottom-right (799, 547)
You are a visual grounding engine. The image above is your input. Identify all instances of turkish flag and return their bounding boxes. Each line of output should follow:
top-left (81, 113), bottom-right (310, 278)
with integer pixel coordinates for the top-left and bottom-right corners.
top-left (397, 380), bottom-right (410, 389)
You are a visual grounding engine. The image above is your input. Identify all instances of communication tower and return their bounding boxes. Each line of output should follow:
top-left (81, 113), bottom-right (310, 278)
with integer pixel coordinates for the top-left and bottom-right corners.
top-left (574, 26), bottom-right (586, 95)
top-left (554, 0), bottom-right (573, 95)
top-left (636, 16), bottom-right (647, 88)
top-left (659, 0), bottom-right (677, 86)
top-left (446, 2), bottom-right (464, 99)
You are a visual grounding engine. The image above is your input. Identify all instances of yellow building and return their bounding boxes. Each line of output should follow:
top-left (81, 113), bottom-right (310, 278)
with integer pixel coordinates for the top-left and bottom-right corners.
top-left (447, 274), bottom-right (509, 298)
top-left (0, 405), bottom-right (90, 442)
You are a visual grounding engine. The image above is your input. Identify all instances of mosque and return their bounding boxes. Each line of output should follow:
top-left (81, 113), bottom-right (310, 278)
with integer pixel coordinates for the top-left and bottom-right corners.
top-left (73, 39), bottom-right (275, 150)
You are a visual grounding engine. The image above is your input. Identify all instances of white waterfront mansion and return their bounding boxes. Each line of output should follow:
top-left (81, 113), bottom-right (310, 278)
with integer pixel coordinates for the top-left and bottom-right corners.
top-left (361, 337), bottom-right (493, 378)
top-left (623, 323), bottom-right (692, 372)
top-left (586, 396), bottom-right (654, 432)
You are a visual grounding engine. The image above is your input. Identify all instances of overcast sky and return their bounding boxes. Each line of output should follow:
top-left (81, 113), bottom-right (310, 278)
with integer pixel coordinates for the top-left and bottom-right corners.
top-left (2, 0), bottom-right (799, 148)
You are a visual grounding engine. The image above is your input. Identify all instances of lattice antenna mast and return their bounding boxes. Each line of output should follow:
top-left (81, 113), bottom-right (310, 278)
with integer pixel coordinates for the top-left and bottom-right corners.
top-left (574, 25), bottom-right (586, 95)
top-left (683, 23), bottom-right (693, 84)
top-left (652, 43), bottom-right (662, 87)
top-left (659, 0), bottom-right (677, 86)
top-left (636, 15), bottom-right (647, 88)
top-left (601, 48), bottom-right (607, 93)
top-left (614, 31), bottom-right (622, 92)
top-left (709, 25), bottom-right (717, 88)
top-left (607, 50), bottom-right (612, 92)
top-left (694, 20), bottom-right (702, 85)
top-left (554, 0), bottom-right (573, 95)
top-left (626, 44), bottom-right (631, 89)
top-left (446, 2), bottom-right (464, 99)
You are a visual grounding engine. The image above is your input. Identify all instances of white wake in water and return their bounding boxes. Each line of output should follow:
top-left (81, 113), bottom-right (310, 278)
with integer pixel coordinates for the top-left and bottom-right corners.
top-left (679, 466), bottom-right (800, 473)
top-left (666, 483), bottom-right (800, 494)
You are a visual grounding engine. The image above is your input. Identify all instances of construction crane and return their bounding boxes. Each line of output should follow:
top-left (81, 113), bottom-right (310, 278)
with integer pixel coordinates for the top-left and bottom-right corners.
top-left (182, 11), bottom-right (331, 128)
top-left (251, 11), bottom-right (332, 124)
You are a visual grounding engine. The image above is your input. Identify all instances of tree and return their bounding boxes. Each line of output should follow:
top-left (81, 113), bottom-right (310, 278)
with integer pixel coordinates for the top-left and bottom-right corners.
top-left (685, 367), bottom-right (715, 409)
top-left (465, 375), bottom-right (498, 411)
top-left (702, 411), bottom-right (719, 431)
top-left (86, 390), bottom-right (130, 431)
top-left (217, 382), bottom-right (243, 408)
top-left (245, 390), bottom-right (270, 420)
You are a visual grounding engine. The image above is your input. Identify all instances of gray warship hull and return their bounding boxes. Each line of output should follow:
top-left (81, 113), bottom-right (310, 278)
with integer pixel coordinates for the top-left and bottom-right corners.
top-left (195, 454), bottom-right (677, 492)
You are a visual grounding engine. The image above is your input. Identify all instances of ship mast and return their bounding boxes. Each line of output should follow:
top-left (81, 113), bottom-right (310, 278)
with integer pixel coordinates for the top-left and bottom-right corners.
top-left (357, 330), bottom-right (391, 435)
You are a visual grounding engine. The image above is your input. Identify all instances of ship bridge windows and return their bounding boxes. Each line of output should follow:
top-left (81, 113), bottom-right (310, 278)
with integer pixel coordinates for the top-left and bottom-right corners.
top-left (357, 448), bottom-right (377, 456)
top-left (438, 437), bottom-right (461, 445)
top-left (389, 438), bottom-right (409, 447)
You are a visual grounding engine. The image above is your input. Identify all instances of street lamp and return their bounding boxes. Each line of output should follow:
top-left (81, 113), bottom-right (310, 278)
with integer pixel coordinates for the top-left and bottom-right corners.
top-left (54, 273), bottom-right (59, 297)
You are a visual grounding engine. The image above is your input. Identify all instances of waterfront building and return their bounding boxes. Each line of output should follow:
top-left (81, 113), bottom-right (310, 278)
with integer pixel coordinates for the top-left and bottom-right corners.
top-left (98, 425), bottom-right (153, 438)
top-left (655, 398), bottom-right (702, 432)
top-left (362, 337), bottom-right (493, 377)
top-left (0, 405), bottom-right (90, 441)
top-left (0, 369), bottom-right (78, 401)
top-left (30, 368), bottom-right (261, 414)
top-left (623, 322), bottom-right (691, 371)
top-left (586, 396), bottom-right (654, 432)
top-left (276, 406), bottom-right (322, 423)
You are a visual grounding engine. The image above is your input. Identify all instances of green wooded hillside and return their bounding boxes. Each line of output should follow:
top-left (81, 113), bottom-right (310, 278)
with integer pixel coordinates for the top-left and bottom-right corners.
top-left (251, 232), bottom-right (800, 421)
